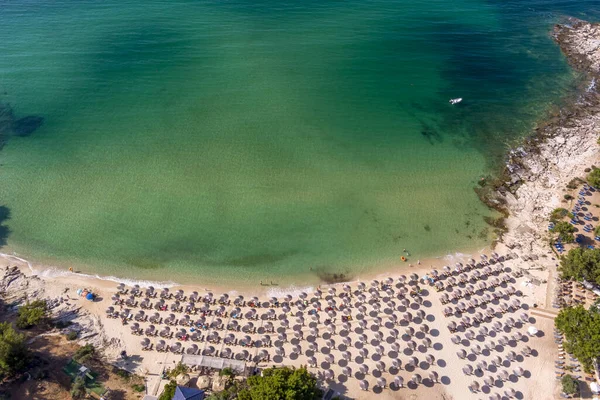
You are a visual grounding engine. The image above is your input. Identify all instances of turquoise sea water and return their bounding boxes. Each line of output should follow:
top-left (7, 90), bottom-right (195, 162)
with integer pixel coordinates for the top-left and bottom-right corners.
top-left (0, 1), bottom-right (598, 286)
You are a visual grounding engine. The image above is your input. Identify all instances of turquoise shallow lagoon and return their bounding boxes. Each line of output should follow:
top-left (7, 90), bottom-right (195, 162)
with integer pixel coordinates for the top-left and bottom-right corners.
top-left (0, 0), bottom-right (598, 285)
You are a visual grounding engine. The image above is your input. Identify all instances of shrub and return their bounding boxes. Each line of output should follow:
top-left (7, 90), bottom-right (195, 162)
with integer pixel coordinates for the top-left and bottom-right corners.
top-left (66, 331), bottom-right (78, 341)
top-left (551, 221), bottom-right (576, 243)
top-left (132, 383), bottom-right (145, 392)
top-left (16, 300), bottom-right (48, 329)
top-left (561, 374), bottom-right (579, 395)
top-left (159, 380), bottom-right (177, 400)
top-left (550, 208), bottom-right (571, 222)
top-left (219, 367), bottom-right (235, 377)
top-left (0, 322), bottom-right (30, 376)
top-left (588, 168), bottom-right (600, 188)
top-left (70, 376), bottom-right (86, 399)
top-left (595, 225), bottom-right (600, 237)
top-left (564, 194), bottom-right (574, 201)
top-left (73, 344), bottom-right (95, 364)
top-left (166, 362), bottom-right (188, 379)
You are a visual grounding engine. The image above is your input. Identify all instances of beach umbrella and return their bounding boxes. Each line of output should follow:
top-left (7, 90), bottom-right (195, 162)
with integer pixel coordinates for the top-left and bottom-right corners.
top-left (422, 338), bottom-right (432, 348)
top-left (420, 324), bottom-right (429, 333)
top-left (390, 342), bottom-right (400, 352)
top-left (326, 339), bottom-right (335, 349)
top-left (376, 361), bottom-right (385, 372)
top-left (156, 340), bottom-right (166, 351)
top-left (221, 347), bottom-right (233, 358)
top-left (425, 354), bottom-right (435, 364)
top-left (117, 283), bottom-right (126, 293)
top-left (505, 388), bottom-right (517, 398)
top-left (451, 335), bottom-right (461, 345)
top-left (275, 347), bottom-right (285, 357)
top-left (514, 366), bottom-right (524, 377)
top-left (186, 344), bottom-right (199, 355)
top-left (359, 347), bottom-right (368, 358)
top-left (129, 322), bottom-right (140, 333)
top-left (484, 376), bottom-right (494, 386)
top-left (342, 336), bottom-right (352, 347)
top-left (412, 374), bottom-right (422, 384)
top-left (325, 353), bottom-right (335, 364)
top-left (359, 379), bottom-right (369, 391)
top-left (408, 356), bottom-right (418, 368)
top-left (236, 350), bottom-right (249, 360)
top-left (308, 356), bottom-right (317, 367)
top-left (389, 328), bottom-right (399, 338)
top-left (105, 306), bottom-right (115, 315)
top-left (507, 350), bottom-right (517, 361)
top-left (377, 377), bottom-right (386, 389)
top-left (462, 365), bottom-right (473, 375)
top-left (428, 371), bottom-right (438, 383)
top-left (499, 370), bottom-right (509, 381)
top-left (391, 358), bottom-right (401, 369)
top-left (140, 338), bottom-right (150, 348)
top-left (405, 327), bottom-right (415, 337)
top-left (493, 355), bottom-right (502, 366)
top-left (145, 325), bottom-right (156, 335)
top-left (527, 326), bottom-right (538, 336)
top-left (308, 342), bottom-right (318, 352)
top-left (457, 349), bottom-right (467, 359)
top-left (170, 342), bottom-right (182, 353)
top-left (394, 376), bottom-right (404, 388)
top-left (407, 340), bottom-right (416, 351)
top-left (342, 350), bottom-right (351, 361)
top-left (472, 344), bottom-right (481, 355)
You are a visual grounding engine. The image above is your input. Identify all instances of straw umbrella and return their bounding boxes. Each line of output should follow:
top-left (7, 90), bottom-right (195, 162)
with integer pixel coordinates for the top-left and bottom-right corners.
top-left (359, 380), bottom-right (369, 391)
top-left (428, 371), bottom-right (438, 383)
top-left (394, 376), bottom-right (404, 388)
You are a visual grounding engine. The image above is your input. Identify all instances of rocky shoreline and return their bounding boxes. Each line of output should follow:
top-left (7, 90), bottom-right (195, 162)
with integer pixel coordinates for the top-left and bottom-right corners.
top-left (480, 18), bottom-right (600, 258)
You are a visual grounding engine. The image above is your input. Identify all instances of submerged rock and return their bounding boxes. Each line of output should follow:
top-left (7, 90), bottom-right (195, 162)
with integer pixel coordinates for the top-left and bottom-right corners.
top-left (0, 102), bottom-right (44, 138)
top-left (12, 115), bottom-right (44, 137)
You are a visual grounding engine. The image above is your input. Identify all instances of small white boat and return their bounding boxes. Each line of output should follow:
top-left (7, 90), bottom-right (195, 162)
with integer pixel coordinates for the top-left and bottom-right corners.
top-left (449, 98), bottom-right (462, 105)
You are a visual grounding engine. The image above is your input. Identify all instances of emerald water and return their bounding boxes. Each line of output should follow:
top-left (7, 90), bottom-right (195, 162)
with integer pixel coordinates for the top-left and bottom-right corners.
top-left (0, 0), bottom-right (598, 286)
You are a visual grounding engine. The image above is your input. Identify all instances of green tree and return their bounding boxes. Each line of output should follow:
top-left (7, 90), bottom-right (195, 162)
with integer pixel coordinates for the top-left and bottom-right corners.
top-left (551, 221), bottom-right (576, 243)
top-left (587, 168), bottom-right (600, 188)
top-left (561, 374), bottom-right (579, 395)
top-left (595, 225), bottom-right (600, 237)
top-left (159, 380), bottom-right (177, 400)
top-left (555, 306), bottom-right (600, 372)
top-left (166, 362), bottom-right (188, 379)
top-left (73, 344), bottom-right (95, 364)
top-left (237, 367), bottom-right (321, 400)
top-left (550, 208), bottom-right (571, 222)
top-left (70, 376), bottom-right (86, 399)
top-left (559, 248), bottom-right (600, 284)
top-left (0, 322), bottom-right (30, 376)
top-left (16, 300), bottom-right (48, 329)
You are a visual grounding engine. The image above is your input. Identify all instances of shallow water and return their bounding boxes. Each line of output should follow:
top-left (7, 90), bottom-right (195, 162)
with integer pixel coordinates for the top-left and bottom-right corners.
top-left (0, 0), bottom-right (598, 285)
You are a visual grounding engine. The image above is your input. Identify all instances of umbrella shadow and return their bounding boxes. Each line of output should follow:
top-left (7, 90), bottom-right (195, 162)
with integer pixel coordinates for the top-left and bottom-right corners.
top-left (320, 361), bottom-right (330, 369)
top-left (430, 329), bottom-right (439, 337)
top-left (433, 343), bottom-right (443, 351)
top-left (437, 359), bottom-right (446, 368)
top-left (441, 376), bottom-right (451, 385)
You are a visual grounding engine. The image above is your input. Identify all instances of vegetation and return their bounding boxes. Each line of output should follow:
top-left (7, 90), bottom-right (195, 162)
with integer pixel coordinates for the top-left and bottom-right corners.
top-left (564, 194), bottom-right (574, 201)
top-left (132, 383), bottom-right (145, 392)
top-left (555, 306), bottom-right (600, 373)
top-left (550, 208), bottom-right (571, 222)
top-left (561, 374), bottom-right (580, 395)
top-left (559, 248), bottom-right (600, 285)
top-left (0, 322), bottom-right (30, 376)
top-left (16, 300), bottom-right (48, 329)
top-left (237, 367), bottom-right (321, 400)
top-left (566, 177), bottom-right (584, 190)
top-left (66, 331), bottom-right (78, 341)
top-left (159, 380), bottom-right (177, 400)
top-left (73, 344), bottom-right (95, 364)
top-left (166, 362), bottom-right (189, 379)
top-left (70, 376), bottom-right (87, 399)
top-left (587, 167), bottom-right (600, 188)
top-left (595, 225), bottom-right (600, 237)
top-left (220, 367), bottom-right (235, 377)
top-left (550, 221), bottom-right (576, 243)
